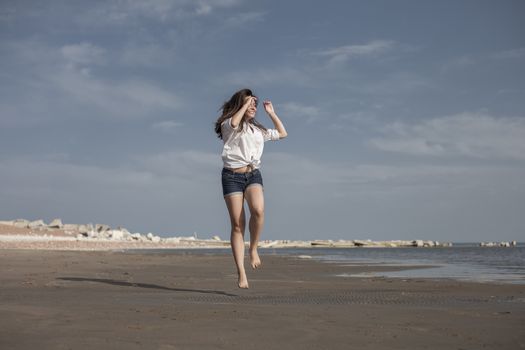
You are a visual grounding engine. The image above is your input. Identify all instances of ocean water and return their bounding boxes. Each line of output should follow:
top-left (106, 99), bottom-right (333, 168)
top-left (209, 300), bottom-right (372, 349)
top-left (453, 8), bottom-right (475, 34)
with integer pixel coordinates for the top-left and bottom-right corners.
top-left (265, 243), bottom-right (525, 284)
top-left (129, 243), bottom-right (525, 284)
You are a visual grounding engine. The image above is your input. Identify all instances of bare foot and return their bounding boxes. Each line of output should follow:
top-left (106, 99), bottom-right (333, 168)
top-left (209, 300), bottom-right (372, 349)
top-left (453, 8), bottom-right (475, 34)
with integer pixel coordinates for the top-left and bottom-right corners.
top-left (238, 272), bottom-right (249, 289)
top-left (250, 250), bottom-right (262, 269)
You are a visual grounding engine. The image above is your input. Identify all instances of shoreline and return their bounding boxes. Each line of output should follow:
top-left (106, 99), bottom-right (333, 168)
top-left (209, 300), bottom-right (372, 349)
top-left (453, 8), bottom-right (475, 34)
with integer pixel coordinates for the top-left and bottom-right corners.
top-left (1, 221), bottom-right (521, 250)
top-left (1, 221), bottom-right (458, 249)
top-left (1, 249), bottom-right (524, 349)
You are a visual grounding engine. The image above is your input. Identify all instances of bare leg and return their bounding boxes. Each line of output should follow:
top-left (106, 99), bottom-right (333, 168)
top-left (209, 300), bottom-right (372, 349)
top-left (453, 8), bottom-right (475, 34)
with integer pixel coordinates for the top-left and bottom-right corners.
top-left (245, 184), bottom-right (264, 269)
top-left (224, 193), bottom-right (249, 288)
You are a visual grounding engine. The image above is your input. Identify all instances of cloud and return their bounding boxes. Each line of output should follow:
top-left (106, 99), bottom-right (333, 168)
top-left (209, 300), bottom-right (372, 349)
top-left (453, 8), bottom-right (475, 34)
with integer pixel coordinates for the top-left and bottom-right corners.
top-left (279, 102), bottom-right (321, 123)
top-left (312, 40), bottom-right (396, 64)
top-left (47, 65), bottom-right (181, 119)
top-left (151, 120), bottom-right (184, 133)
top-left (0, 151), bottom-right (224, 234)
top-left (489, 47), bottom-right (525, 60)
top-left (224, 11), bottom-right (266, 26)
top-left (133, 150), bottom-right (221, 180)
top-left (223, 67), bottom-right (312, 87)
top-left (2, 150), bottom-right (524, 240)
top-left (1, 40), bottom-right (181, 123)
top-left (61, 42), bottom-right (106, 66)
top-left (358, 71), bottom-right (430, 95)
top-left (442, 47), bottom-right (525, 73)
top-left (77, 0), bottom-right (242, 25)
top-left (369, 112), bottom-right (525, 160)
top-left (265, 152), bottom-right (465, 190)
top-left (195, 0), bottom-right (240, 16)
top-left (440, 55), bottom-right (477, 73)
top-left (0, 6), bottom-right (16, 22)
top-left (119, 43), bottom-right (177, 67)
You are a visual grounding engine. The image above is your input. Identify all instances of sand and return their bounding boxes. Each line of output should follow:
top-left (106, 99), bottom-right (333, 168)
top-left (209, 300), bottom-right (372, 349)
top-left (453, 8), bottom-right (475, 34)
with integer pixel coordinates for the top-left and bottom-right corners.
top-left (1, 249), bottom-right (524, 350)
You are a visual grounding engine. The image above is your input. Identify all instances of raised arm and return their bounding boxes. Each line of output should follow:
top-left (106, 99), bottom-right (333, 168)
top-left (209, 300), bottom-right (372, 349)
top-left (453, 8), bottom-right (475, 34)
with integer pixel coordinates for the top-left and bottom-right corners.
top-left (231, 96), bottom-right (256, 129)
top-left (263, 100), bottom-right (288, 139)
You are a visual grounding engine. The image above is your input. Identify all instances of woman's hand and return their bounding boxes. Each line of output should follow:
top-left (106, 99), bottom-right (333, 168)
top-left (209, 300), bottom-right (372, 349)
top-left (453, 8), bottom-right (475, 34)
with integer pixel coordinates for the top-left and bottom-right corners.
top-left (263, 99), bottom-right (287, 139)
top-left (231, 96), bottom-right (257, 128)
top-left (244, 96), bottom-right (257, 108)
top-left (263, 100), bottom-right (275, 115)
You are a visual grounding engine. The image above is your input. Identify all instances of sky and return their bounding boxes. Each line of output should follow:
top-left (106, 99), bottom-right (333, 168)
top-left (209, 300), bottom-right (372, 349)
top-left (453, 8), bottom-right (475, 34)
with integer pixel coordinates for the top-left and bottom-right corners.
top-left (1, 0), bottom-right (524, 243)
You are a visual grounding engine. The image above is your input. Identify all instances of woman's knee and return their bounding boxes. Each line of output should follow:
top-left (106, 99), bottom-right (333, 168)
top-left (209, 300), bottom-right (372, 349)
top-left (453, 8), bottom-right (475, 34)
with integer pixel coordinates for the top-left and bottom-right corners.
top-left (231, 220), bottom-right (245, 233)
top-left (250, 206), bottom-right (264, 219)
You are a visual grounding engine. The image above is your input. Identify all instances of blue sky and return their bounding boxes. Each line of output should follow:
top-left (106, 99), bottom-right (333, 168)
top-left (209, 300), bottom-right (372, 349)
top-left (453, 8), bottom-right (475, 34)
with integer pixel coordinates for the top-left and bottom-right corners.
top-left (1, 0), bottom-right (524, 242)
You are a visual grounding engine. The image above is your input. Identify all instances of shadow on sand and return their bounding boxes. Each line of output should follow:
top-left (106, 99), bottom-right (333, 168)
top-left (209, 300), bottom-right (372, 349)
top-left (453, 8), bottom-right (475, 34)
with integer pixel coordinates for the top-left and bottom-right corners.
top-left (57, 277), bottom-right (238, 297)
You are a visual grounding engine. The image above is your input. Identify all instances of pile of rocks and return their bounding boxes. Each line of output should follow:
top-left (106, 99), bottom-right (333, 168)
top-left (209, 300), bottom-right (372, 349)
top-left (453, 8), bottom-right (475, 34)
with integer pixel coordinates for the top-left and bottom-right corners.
top-left (480, 241), bottom-right (517, 247)
top-left (1, 218), bottom-right (67, 231)
top-left (411, 240), bottom-right (452, 248)
top-left (77, 226), bottom-right (163, 243)
top-left (0, 218), bottom-right (163, 243)
top-left (308, 239), bottom-right (452, 248)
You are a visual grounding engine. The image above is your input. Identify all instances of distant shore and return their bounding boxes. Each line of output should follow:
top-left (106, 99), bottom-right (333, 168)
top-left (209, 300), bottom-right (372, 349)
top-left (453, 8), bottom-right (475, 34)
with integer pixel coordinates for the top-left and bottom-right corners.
top-left (1, 219), bottom-right (519, 251)
top-left (0, 219), bottom-right (457, 250)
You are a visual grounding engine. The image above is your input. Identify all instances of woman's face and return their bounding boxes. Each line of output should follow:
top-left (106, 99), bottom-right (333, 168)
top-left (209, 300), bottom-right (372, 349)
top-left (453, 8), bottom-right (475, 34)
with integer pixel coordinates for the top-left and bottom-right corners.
top-left (244, 97), bottom-right (257, 120)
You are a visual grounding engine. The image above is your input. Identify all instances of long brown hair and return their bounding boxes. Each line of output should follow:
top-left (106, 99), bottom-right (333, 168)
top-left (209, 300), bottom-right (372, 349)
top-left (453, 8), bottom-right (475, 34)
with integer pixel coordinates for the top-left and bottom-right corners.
top-left (214, 88), bottom-right (267, 139)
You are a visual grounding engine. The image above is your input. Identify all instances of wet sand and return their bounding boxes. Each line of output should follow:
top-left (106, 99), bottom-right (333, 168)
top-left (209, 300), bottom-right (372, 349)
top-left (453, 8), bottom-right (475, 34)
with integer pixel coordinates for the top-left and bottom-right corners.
top-left (1, 249), bottom-right (524, 349)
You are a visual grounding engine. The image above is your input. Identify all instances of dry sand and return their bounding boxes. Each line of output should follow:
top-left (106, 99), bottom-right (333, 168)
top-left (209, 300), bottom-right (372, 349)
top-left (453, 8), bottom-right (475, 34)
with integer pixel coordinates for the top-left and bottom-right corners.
top-left (1, 249), bottom-right (524, 350)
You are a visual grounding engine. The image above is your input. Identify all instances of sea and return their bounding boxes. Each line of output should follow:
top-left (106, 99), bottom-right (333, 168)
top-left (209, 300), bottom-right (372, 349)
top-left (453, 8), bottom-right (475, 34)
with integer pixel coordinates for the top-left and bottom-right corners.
top-left (267, 243), bottom-right (525, 285)
top-left (134, 242), bottom-right (525, 285)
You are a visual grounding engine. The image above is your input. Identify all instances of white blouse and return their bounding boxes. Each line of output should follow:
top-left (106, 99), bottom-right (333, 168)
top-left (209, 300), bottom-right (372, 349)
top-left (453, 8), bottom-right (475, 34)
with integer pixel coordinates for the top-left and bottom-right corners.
top-left (221, 118), bottom-right (280, 169)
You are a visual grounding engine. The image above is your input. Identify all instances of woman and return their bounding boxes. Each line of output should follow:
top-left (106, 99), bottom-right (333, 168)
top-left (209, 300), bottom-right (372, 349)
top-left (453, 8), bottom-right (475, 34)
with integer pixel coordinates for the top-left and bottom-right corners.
top-left (215, 88), bottom-right (287, 288)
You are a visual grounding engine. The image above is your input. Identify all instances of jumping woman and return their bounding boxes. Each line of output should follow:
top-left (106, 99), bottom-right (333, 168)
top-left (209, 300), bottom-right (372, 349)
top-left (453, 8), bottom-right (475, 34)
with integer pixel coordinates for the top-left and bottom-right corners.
top-left (215, 88), bottom-right (287, 288)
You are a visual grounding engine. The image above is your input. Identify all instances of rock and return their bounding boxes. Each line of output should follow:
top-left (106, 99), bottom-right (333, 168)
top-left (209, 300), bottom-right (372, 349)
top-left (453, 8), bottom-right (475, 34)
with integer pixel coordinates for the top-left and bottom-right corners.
top-left (131, 233), bottom-right (142, 240)
top-left (311, 240), bottom-right (333, 246)
top-left (29, 220), bottom-right (46, 228)
top-left (117, 226), bottom-right (131, 235)
top-left (259, 240), bottom-right (278, 248)
top-left (511, 241), bottom-right (517, 246)
top-left (413, 240), bottom-right (424, 247)
top-left (147, 233), bottom-right (154, 240)
top-left (108, 230), bottom-right (124, 240)
top-left (48, 218), bottom-right (63, 229)
top-left (78, 225), bottom-right (89, 234)
top-left (212, 235), bottom-right (221, 241)
top-left (63, 224), bottom-right (79, 231)
top-left (423, 241), bottom-right (436, 247)
top-left (96, 224), bottom-right (110, 233)
top-left (13, 219), bottom-right (30, 228)
top-left (151, 236), bottom-right (161, 243)
top-left (353, 240), bottom-right (372, 247)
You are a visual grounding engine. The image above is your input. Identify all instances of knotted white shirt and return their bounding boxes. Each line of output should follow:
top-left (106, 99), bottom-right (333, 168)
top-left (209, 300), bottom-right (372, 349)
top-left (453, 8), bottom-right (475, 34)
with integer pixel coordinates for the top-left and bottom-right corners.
top-left (221, 118), bottom-right (280, 169)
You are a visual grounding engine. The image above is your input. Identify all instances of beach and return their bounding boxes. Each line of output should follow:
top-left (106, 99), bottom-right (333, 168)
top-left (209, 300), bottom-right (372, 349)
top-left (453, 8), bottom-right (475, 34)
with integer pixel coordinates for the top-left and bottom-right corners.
top-left (1, 249), bottom-right (524, 349)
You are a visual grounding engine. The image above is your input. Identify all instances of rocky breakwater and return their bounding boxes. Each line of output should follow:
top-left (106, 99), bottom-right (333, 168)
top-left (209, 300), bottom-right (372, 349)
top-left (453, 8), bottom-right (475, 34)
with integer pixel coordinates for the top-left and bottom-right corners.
top-left (0, 218), bottom-right (230, 250)
top-left (258, 239), bottom-right (452, 248)
top-left (479, 241), bottom-right (517, 247)
top-left (310, 239), bottom-right (452, 248)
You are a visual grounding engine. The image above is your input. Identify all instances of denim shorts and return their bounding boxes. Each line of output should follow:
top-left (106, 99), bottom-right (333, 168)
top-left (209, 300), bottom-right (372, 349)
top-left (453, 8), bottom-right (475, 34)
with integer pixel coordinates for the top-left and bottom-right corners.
top-left (221, 168), bottom-right (264, 196)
